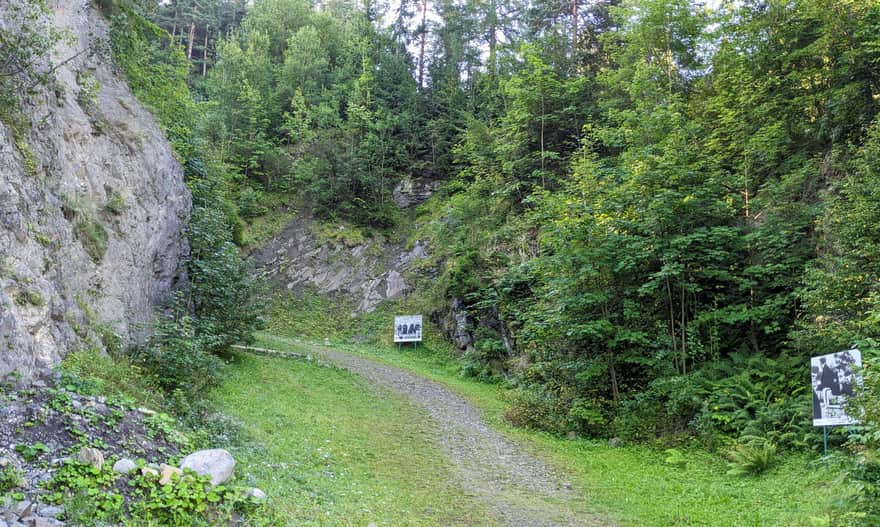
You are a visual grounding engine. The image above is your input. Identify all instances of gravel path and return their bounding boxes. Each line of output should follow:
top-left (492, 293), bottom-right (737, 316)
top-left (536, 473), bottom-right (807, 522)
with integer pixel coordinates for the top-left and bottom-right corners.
top-left (298, 345), bottom-right (613, 527)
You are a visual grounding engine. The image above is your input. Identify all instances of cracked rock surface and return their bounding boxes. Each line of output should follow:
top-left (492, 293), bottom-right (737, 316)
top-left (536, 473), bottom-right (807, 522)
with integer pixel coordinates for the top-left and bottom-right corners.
top-left (0, 0), bottom-right (190, 379)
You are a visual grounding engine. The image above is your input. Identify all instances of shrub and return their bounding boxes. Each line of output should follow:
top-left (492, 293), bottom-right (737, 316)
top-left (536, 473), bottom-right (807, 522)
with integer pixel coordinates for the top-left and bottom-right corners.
top-left (237, 186), bottom-right (268, 219)
top-left (726, 436), bottom-right (777, 476)
top-left (15, 289), bottom-right (45, 307)
top-left (613, 374), bottom-right (704, 442)
top-left (186, 206), bottom-right (264, 355)
top-left (692, 353), bottom-right (811, 450)
top-left (505, 385), bottom-right (608, 436)
top-left (132, 297), bottom-right (223, 396)
top-left (0, 466), bottom-right (23, 493)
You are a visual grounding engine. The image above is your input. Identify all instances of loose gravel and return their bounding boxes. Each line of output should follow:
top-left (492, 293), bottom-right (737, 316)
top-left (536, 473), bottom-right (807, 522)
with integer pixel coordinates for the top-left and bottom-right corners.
top-left (303, 346), bottom-right (614, 527)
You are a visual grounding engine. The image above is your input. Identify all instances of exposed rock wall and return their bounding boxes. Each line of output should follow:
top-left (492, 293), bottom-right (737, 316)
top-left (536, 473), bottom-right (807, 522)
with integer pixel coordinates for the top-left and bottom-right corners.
top-left (254, 213), bottom-right (428, 312)
top-left (0, 0), bottom-right (190, 378)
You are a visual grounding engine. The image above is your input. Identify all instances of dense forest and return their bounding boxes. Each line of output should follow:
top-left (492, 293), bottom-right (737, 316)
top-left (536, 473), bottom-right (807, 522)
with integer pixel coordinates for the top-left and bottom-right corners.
top-left (21, 0), bottom-right (878, 520)
top-left (129, 0), bottom-right (880, 435)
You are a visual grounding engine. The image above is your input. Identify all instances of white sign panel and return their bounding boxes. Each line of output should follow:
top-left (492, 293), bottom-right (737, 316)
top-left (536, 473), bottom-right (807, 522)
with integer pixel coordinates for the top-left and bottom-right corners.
top-left (394, 315), bottom-right (423, 343)
top-left (812, 349), bottom-right (862, 427)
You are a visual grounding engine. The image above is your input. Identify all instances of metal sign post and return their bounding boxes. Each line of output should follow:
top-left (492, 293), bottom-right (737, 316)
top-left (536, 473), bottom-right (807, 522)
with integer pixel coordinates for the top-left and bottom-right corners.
top-left (823, 426), bottom-right (828, 467)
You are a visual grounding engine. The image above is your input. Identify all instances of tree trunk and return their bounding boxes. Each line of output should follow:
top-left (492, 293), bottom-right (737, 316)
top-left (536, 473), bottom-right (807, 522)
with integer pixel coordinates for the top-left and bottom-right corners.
top-left (417, 0), bottom-right (428, 90)
top-left (487, 0), bottom-right (497, 75)
top-left (666, 277), bottom-right (679, 373)
top-left (186, 20), bottom-right (196, 60)
top-left (202, 25), bottom-right (210, 76)
top-left (680, 285), bottom-right (687, 374)
top-left (571, 0), bottom-right (578, 50)
top-left (171, 7), bottom-right (178, 40)
top-left (609, 354), bottom-right (620, 404)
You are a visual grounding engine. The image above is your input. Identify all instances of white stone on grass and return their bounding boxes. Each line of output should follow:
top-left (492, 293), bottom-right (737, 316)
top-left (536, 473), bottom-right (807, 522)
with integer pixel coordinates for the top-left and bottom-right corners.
top-left (179, 449), bottom-right (235, 486)
top-left (112, 458), bottom-right (138, 475)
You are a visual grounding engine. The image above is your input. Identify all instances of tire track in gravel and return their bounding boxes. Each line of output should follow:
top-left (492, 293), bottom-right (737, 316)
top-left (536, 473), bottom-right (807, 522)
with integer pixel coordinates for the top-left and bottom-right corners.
top-left (302, 345), bottom-right (614, 527)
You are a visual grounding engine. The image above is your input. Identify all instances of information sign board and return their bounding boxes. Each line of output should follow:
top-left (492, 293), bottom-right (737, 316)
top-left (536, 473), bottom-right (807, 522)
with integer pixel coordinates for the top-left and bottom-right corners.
top-left (394, 315), bottom-right (423, 343)
top-left (812, 349), bottom-right (862, 427)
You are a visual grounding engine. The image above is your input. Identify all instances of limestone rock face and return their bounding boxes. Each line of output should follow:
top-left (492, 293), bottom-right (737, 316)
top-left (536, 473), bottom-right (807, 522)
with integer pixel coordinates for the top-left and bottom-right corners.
top-left (0, 0), bottom-right (190, 378)
top-left (254, 213), bottom-right (429, 313)
top-left (392, 176), bottom-right (442, 208)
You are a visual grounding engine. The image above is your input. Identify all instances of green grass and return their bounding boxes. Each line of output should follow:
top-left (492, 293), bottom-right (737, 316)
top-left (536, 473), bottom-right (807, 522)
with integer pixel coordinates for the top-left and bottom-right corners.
top-left (253, 330), bottom-right (852, 527)
top-left (210, 347), bottom-right (496, 527)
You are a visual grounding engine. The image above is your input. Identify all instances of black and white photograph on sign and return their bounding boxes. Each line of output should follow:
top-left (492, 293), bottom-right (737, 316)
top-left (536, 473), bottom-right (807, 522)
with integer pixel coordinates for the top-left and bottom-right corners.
top-left (811, 349), bottom-right (862, 427)
top-left (394, 315), bottom-right (423, 342)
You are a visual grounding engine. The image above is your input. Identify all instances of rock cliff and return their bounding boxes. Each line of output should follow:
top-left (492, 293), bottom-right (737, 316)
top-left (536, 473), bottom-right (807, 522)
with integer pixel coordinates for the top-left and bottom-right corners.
top-left (254, 213), bottom-right (428, 313)
top-left (0, 0), bottom-right (190, 378)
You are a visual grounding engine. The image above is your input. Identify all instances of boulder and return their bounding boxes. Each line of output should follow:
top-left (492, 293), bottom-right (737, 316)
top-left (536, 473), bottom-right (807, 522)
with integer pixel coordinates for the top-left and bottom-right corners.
top-left (180, 449), bottom-right (235, 486)
top-left (20, 517), bottom-right (62, 527)
top-left (244, 487), bottom-right (266, 502)
top-left (158, 464), bottom-right (182, 486)
top-left (112, 458), bottom-right (137, 475)
top-left (76, 447), bottom-right (103, 469)
top-left (35, 506), bottom-right (62, 519)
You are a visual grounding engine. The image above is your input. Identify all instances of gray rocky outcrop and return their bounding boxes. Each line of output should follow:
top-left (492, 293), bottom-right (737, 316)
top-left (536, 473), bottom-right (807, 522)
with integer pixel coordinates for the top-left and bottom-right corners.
top-left (254, 213), bottom-right (429, 312)
top-left (392, 175), bottom-right (442, 208)
top-left (0, 0), bottom-right (190, 379)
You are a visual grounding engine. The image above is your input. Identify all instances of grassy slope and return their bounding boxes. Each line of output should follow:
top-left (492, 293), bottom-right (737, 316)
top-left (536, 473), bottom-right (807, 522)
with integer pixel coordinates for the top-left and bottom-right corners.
top-left (253, 331), bottom-right (849, 527)
top-left (210, 350), bottom-right (497, 527)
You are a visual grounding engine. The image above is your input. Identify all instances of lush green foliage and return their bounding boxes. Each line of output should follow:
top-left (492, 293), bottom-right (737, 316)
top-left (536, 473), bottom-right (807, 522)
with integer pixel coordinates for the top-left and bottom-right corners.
top-left (106, 0), bottom-right (880, 520)
top-left (192, 0), bottom-right (424, 226)
top-left (385, 0), bottom-right (880, 456)
top-left (186, 198), bottom-right (264, 355)
top-left (0, 0), bottom-right (65, 96)
top-left (107, 2), bottom-right (263, 395)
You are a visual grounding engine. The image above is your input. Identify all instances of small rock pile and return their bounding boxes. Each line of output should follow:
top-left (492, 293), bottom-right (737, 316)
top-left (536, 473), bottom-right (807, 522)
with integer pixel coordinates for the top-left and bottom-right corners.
top-left (0, 372), bottom-right (265, 525)
top-left (1, 446), bottom-right (262, 526)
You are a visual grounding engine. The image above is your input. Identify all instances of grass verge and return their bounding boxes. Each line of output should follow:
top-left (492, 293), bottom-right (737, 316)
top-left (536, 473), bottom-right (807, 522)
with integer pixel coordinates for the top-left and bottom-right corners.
top-left (254, 331), bottom-right (852, 527)
top-left (209, 348), bottom-right (497, 527)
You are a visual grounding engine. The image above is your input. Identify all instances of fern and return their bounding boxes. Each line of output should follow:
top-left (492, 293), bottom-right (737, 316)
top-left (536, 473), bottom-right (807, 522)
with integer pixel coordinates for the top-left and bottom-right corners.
top-left (726, 436), bottom-right (777, 476)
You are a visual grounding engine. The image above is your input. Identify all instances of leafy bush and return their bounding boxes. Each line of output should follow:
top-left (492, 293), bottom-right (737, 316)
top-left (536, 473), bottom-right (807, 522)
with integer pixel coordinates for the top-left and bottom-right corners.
top-left (133, 297), bottom-right (223, 396)
top-left (505, 384), bottom-right (608, 436)
top-left (461, 328), bottom-right (508, 381)
top-left (613, 375), bottom-right (704, 442)
top-left (842, 449), bottom-right (880, 526)
top-left (43, 459), bottom-right (264, 527)
top-left (186, 205), bottom-right (264, 355)
top-left (43, 461), bottom-right (124, 523)
top-left (0, 0), bottom-right (65, 94)
top-left (691, 353), bottom-right (811, 450)
top-left (0, 466), bottom-right (23, 493)
top-left (237, 186), bottom-right (268, 219)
